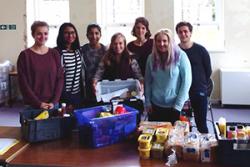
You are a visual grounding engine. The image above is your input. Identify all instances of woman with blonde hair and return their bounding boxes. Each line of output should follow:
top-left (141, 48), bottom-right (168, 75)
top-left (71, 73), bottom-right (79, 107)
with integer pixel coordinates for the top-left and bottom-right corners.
top-left (144, 29), bottom-right (192, 124)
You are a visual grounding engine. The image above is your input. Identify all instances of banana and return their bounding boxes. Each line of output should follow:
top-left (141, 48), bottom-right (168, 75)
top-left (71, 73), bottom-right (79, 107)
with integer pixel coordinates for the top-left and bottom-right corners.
top-left (99, 112), bottom-right (113, 118)
top-left (34, 110), bottom-right (49, 120)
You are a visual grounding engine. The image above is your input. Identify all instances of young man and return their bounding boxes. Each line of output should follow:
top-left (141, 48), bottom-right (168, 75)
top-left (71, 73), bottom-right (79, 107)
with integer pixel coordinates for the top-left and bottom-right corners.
top-left (176, 21), bottom-right (212, 133)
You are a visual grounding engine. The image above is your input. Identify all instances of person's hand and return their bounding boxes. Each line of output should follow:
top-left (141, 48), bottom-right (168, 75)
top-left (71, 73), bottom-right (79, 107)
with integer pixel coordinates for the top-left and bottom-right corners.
top-left (47, 103), bottom-right (54, 109)
top-left (40, 102), bottom-right (50, 110)
top-left (92, 79), bottom-right (98, 94)
top-left (139, 80), bottom-right (144, 95)
top-left (146, 106), bottom-right (153, 113)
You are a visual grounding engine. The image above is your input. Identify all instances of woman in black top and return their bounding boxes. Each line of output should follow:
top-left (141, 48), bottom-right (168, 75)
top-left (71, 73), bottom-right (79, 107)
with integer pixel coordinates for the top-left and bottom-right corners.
top-left (127, 17), bottom-right (153, 76)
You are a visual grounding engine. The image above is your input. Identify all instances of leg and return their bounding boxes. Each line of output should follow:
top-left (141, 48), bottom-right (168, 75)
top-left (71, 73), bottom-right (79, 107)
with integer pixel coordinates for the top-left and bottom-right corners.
top-left (149, 103), bottom-right (179, 125)
top-left (190, 92), bottom-right (208, 133)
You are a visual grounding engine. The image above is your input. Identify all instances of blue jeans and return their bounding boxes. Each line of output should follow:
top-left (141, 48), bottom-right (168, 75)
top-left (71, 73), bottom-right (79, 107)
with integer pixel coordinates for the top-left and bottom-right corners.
top-left (190, 92), bottom-right (208, 133)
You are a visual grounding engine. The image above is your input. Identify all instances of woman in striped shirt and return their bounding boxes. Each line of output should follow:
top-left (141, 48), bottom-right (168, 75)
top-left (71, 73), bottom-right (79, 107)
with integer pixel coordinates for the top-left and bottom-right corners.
top-left (56, 23), bottom-right (86, 109)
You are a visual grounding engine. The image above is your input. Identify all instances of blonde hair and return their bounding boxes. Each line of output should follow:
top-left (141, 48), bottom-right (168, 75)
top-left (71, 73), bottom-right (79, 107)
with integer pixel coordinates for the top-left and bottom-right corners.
top-left (152, 28), bottom-right (179, 70)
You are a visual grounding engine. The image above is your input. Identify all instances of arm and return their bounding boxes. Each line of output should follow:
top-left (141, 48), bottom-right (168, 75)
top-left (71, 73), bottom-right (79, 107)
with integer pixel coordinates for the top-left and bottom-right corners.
top-left (131, 58), bottom-right (144, 81)
top-left (92, 58), bottom-right (106, 93)
top-left (144, 55), bottom-right (153, 108)
top-left (202, 47), bottom-right (212, 81)
top-left (131, 58), bottom-right (144, 92)
top-left (17, 51), bottom-right (42, 108)
top-left (174, 51), bottom-right (192, 111)
top-left (51, 49), bottom-right (64, 105)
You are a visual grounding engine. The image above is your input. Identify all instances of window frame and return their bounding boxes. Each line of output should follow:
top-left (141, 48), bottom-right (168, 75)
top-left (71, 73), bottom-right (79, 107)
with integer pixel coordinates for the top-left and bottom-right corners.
top-left (174, 0), bottom-right (225, 52)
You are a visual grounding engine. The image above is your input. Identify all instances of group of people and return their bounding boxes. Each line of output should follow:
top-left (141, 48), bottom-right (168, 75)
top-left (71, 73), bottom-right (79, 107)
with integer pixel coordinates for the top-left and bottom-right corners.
top-left (17, 17), bottom-right (211, 133)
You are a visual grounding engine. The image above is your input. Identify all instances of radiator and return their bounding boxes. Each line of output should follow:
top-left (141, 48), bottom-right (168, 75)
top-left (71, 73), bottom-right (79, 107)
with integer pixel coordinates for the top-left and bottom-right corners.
top-left (220, 68), bottom-right (250, 105)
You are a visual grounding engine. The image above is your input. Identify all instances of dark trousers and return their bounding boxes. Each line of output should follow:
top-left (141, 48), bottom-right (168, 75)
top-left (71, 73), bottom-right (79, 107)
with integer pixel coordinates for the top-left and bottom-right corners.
top-left (60, 91), bottom-right (85, 109)
top-left (190, 92), bottom-right (208, 133)
top-left (148, 103), bottom-right (180, 125)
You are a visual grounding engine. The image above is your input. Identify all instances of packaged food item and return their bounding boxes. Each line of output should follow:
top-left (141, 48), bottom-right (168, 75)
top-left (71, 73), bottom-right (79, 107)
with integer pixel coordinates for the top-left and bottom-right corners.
top-left (174, 121), bottom-right (189, 135)
top-left (183, 132), bottom-right (200, 161)
top-left (246, 126), bottom-right (250, 138)
top-left (155, 127), bottom-right (169, 143)
top-left (142, 127), bottom-right (156, 136)
top-left (138, 134), bottom-right (152, 149)
top-left (164, 128), bottom-right (184, 160)
top-left (236, 124), bottom-right (248, 139)
top-left (151, 142), bottom-right (164, 159)
top-left (200, 134), bottom-right (218, 163)
top-left (227, 126), bottom-right (237, 139)
top-left (138, 145), bottom-right (151, 159)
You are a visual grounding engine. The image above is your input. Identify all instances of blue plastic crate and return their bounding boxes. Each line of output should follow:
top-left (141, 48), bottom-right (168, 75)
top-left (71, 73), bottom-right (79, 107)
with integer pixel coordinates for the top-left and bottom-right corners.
top-left (74, 105), bottom-right (138, 148)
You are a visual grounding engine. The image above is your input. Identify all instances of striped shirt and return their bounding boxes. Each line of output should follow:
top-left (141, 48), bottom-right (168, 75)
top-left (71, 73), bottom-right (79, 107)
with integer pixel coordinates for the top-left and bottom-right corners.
top-left (62, 50), bottom-right (82, 94)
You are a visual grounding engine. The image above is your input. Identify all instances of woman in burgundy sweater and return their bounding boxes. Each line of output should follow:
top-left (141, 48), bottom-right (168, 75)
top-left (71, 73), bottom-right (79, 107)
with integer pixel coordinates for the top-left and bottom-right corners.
top-left (17, 21), bottom-right (64, 109)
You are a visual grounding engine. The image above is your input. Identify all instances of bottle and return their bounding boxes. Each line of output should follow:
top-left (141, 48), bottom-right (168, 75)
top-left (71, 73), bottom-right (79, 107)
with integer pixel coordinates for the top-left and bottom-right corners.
top-left (218, 117), bottom-right (226, 138)
top-left (227, 126), bottom-right (237, 139)
top-left (58, 108), bottom-right (63, 117)
top-left (61, 103), bottom-right (66, 114)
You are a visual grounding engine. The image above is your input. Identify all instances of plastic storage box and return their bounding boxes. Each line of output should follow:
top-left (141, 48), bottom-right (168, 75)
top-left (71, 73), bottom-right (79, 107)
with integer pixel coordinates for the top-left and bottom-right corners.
top-left (95, 79), bottom-right (142, 103)
top-left (95, 79), bottom-right (144, 124)
top-left (215, 122), bottom-right (250, 167)
top-left (20, 109), bottom-right (74, 142)
top-left (74, 105), bottom-right (138, 148)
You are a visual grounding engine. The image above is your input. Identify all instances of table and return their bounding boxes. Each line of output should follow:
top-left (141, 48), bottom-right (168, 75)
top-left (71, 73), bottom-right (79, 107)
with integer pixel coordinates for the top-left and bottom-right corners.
top-left (0, 127), bottom-right (28, 166)
top-left (6, 127), bottom-right (223, 167)
top-left (8, 71), bottom-right (18, 107)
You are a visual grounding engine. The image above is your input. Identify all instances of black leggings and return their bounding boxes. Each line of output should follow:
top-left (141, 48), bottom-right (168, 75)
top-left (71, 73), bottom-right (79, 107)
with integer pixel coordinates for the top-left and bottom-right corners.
top-left (148, 103), bottom-right (180, 125)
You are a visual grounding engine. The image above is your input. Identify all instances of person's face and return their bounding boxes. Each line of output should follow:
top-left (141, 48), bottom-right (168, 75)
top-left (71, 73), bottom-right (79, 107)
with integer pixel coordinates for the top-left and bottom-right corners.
top-left (87, 27), bottom-right (101, 46)
top-left (112, 36), bottom-right (125, 55)
top-left (135, 22), bottom-right (147, 39)
top-left (63, 26), bottom-right (76, 45)
top-left (177, 25), bottom-right (192, 43)
top-left (155, 33), bottom-right (169, 54)
top-left (33, 26), bottom-right (49, 46)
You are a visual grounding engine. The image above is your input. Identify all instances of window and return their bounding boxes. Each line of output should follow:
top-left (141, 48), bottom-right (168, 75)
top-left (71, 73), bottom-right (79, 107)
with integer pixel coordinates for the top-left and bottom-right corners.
top-left (26, 0), bottom-right (69, 47)
top-left (174, 0), bottom-right (224, 52)
top-left (96, 0), bottom-right (144, 45)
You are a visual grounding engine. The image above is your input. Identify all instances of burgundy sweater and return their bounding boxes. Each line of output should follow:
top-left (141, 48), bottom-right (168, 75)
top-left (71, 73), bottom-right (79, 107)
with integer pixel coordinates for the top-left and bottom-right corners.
top-left (17, 48), bottom-right (64, 108)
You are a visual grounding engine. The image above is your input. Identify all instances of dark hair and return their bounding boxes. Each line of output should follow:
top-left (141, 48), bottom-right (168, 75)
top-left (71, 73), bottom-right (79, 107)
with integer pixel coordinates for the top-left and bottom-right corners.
top-left (86, 23), bottom-right (101, 35)
top-left (31, 21), bottom-right (49, 36)
top-left (103, 32), bottom-right (131, 66)
top-left (131, 17), bottom-right (151, 39)
top-left (175, 21), bottom-right (193, 33)
top-left (56, 22), bottom-right (80, 50)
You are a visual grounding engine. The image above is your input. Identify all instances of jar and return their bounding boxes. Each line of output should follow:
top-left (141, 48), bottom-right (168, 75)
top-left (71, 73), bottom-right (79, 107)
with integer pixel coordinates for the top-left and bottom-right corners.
top-left (227, 126), bottom-right (237, 139)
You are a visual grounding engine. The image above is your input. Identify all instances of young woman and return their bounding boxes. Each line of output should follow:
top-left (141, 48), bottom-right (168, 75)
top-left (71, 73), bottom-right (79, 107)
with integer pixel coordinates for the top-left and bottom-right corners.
top-left (17, 21), bottom-right (64, 109)
top-left (144, 29), bottom-right (192, 124)
top-left (93, 32), bottom-right (143, 86)
top-left (127, 17), bottom-right (153, 76)
top-left (56, 22), bottom-right (86, 109)
top-left (81, 23), bottom-right (106, 106)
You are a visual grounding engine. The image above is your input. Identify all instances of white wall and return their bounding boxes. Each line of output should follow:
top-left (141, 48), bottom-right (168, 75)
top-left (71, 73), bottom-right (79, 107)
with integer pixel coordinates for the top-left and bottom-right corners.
top-left (1, 0), bottom-right (250, 101)
top-left (0, 0), bottom-right (26, 65)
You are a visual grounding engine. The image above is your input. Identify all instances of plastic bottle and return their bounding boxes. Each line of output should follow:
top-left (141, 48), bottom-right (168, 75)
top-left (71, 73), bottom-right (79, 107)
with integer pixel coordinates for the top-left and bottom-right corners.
top-left (227, 126), bottom-right (237, 139)
top-left (58, 108), bottom-right (63, 117)
top-left (61, 103), bottom-right (70, 117)
top-left (218, 117), bottom-right (226, 138)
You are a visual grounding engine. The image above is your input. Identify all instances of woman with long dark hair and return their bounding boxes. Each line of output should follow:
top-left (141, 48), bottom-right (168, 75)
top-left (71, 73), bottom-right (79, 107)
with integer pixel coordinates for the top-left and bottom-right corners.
top-left (55, 22), bottom-right (86, 109)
